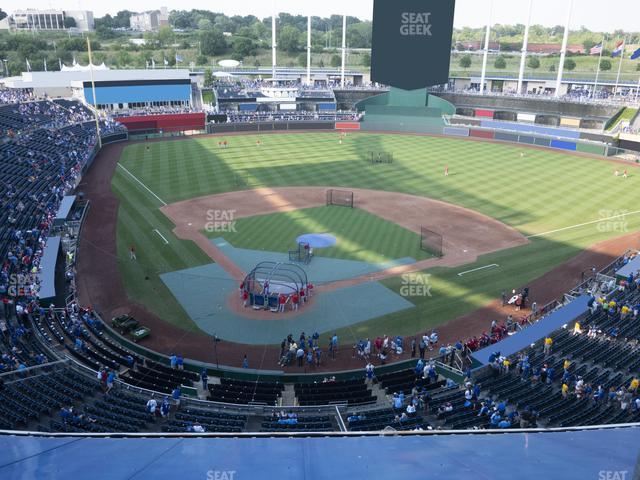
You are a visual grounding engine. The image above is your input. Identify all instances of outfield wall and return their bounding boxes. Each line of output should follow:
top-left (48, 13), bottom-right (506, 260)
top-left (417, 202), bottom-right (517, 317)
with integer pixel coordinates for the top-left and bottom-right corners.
top-left (444, 125), bottom-right (616, 156)
top-left (435, 92), bottom-right (620, 119)
top-left (117, 113), bottom-right (206, 133)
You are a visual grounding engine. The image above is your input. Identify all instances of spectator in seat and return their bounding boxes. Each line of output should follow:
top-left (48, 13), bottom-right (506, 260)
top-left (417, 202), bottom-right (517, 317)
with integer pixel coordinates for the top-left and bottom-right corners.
top-left (160, 397), bottom-right (170, 418)
top-left (200, 369), bottom-right (208, 390)
top-left (172, 386), bottom-right (181, 408)
top-left (146, 396), bottom-right (158, 416)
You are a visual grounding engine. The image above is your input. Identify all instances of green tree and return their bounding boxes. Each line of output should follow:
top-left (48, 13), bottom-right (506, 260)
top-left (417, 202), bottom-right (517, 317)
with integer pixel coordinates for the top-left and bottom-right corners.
top-left (600, 59), bottom-right (612, 71)
top-left (197, 19), bottom-right (212, 30)
top-left (156, 25), bottom-right (175, 48)
top-left (200, 29), bottom-right (226, 56)
top-left (459, 54), bottom-right (472, 69)
top-left (564, 58), bottom-right (576, 71)
top-left (549, 64), bottom-right (556, 72)
top-left (318, 59), bottom-right (324, 68)
top-left (116, 50), bottom-right (131, 67)
top-left (361, 52), bottom-right (371, 68)
top-left (204, 67), bottom-right (212, 86)
top-left (63, 17), bottom-right (76, 29)
top-left (494, 55), bottom-right (507, 69)
top-left (527, 56), bottom-right (540, 69)
top-left (330, 54), bottom-right (341, 67)
top-left (279, 25), bottom-right (302, 52)
top-left (297, 53), bottom-right (307, 67)
top-left (232, 37), bottom-right (257, 58)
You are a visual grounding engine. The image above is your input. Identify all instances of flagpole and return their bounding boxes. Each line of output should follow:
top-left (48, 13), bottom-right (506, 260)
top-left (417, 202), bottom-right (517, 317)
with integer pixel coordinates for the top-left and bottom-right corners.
top-left (306, 15), bottom-right (311, 86)
top-left (271, 11), bottom-right (277, 80)
top-left (614, 36), bottom-right (626, 96)
top-left (340, 14), bottom-right (346, 87)
top-left (554, 0), bottom-right (573, 98)
top-left (479, 0), bottom-right (493, 95)
top-left (86, 37), bottom-right (102, 149)
top-left (517, 0), bottom-right (533, 95)
top-left (592, 34), bottom-right (605, 98)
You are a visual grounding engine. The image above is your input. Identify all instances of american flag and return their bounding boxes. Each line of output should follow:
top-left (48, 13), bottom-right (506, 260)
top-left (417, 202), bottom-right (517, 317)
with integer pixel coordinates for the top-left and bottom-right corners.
top-left (589, 43), bottom-right (602, 55)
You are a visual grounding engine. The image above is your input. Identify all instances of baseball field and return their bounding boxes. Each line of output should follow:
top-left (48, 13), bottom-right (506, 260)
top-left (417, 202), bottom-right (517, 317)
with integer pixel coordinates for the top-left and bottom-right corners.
top-left (106, 131), bottom-right (640, 348)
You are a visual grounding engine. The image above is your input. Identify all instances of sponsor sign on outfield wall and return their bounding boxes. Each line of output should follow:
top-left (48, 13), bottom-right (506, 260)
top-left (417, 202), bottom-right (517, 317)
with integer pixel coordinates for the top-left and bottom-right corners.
top-left (371, 0), bottom-right (455, 90)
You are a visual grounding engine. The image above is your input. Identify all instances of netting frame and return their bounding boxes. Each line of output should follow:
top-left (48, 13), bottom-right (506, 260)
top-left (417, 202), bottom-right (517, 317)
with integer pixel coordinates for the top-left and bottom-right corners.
top-left (326, 189), bottom-right (354, 208)
top-left (420, 226), bottom-right (443, 258)
top-left (369, 151), bottom-right (394, 165)
top-left (235, 171), bottom-right (250, 187)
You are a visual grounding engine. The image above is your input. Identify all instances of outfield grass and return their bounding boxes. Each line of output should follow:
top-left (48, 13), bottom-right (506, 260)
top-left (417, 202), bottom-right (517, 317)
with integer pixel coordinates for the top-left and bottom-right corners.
top-left (208, 205), bottom-right (433, 263)
top-left (113, 132), bottom-right (640, 340)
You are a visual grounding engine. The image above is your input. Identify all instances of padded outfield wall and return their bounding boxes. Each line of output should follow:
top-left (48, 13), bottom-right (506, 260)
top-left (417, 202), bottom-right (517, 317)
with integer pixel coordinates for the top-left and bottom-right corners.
top-left (116, 113), bottom-right (206, 133)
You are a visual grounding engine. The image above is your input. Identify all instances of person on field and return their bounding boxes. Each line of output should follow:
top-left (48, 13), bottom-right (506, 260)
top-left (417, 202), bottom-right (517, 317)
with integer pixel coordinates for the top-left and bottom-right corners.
top-left (444, 165), bottom-right (449, 176)
top-left (278, 293), bottom-right (286, 313)
top-left (242, 290), bottom-right (249, 308)
top-left (129, 245), bottom-right (136, 260)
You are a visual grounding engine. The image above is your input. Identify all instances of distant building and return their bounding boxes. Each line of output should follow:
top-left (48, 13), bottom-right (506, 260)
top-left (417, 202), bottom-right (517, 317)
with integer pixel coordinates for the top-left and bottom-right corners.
top-left (0, 9), bottom-right (94, 32)
top-left (129, 8), bottom-right (169, 32)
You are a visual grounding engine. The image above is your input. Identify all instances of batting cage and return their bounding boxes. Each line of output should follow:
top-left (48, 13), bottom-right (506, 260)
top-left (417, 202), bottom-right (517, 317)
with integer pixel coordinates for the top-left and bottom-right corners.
top-left (289, 242), bottom-right (312, 264)
top-left (420, 226), bottom-right (443, 257)
top-left (369, 151), bottom-right (394, 164)
top-left (243, 262), bottom-right (308, 311)
top-left (326, 189), bottom-right (354, 208)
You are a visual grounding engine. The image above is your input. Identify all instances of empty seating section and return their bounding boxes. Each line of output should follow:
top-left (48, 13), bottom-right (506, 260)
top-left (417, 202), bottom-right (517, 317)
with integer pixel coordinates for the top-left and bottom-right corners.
top-left (347, 407), bottom-right (429, 431)
top-left (162, 408), bottom-right (247, 433)
top-left (261, 415), bottom-right (333, 432)
top-left (208, 378), bottom-right (284, 405)
top-left (378, 368), bottom-right (446, 395)
top-left (124, 363), bottom-right (196, 394)
top-left (0, 366), bottom-right (98, 430)
top-left (295, 379), bottom-right (374, 406)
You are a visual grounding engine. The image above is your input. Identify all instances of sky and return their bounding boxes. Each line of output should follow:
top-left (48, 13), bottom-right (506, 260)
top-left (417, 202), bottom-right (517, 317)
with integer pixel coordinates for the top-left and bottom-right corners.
top-left (8, 0), bottom-right (640, 32)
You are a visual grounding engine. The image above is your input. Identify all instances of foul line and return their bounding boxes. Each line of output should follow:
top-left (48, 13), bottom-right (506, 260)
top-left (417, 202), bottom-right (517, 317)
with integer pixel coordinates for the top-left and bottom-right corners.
top-left (153, 229), bottom-right (169, 244)
top-left (117, 164), bottom-right (167, 206)
top-left (458, 264), bottom-right (500, 276)
top-left (526, 209), bottom-right (640, 239)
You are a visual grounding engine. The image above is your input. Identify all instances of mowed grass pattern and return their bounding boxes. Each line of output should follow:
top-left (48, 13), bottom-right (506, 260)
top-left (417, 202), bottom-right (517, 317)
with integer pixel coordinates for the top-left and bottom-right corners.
top-left (210, 206), bottom-right (433, 263)
top-left (113, 133), bottom-right (640, 339)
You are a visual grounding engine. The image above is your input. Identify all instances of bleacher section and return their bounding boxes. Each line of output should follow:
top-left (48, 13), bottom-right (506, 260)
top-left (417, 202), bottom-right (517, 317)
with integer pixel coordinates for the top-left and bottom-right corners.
top-left (295, 379), bottom-right (375, 406)
top-left (208, 378), bottom-right (284, 405)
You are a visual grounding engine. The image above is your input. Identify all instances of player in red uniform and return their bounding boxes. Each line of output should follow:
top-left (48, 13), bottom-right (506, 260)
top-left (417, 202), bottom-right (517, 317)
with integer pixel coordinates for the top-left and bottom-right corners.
top-left (242, 290), bottom-right (249, 307)
top-left (278, 293), bottom-right (286, 312)
top-left (292, 292), bottom-right (300, 311)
